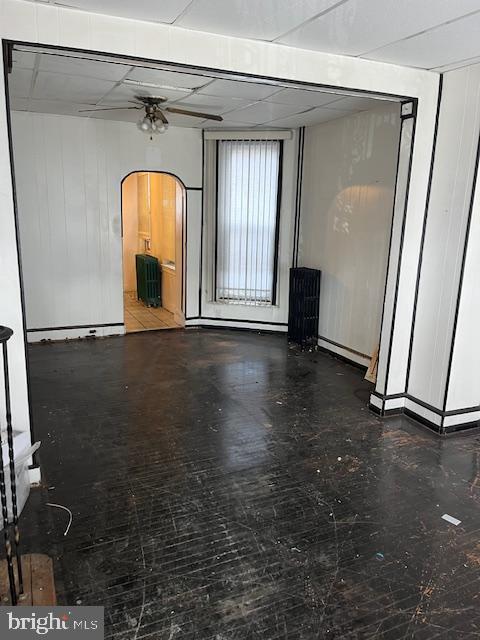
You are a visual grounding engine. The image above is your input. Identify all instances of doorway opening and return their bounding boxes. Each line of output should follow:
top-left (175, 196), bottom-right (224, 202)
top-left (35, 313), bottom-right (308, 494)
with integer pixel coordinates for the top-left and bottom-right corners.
top-left (122, 171), bottom-right (185, 332)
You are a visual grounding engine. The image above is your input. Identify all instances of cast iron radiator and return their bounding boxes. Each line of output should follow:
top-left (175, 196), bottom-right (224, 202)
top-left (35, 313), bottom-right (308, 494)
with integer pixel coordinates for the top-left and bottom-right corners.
top-left (288, 267), bottom-right (321, 348)
top-left (136, 254), bottom-right (161, 307)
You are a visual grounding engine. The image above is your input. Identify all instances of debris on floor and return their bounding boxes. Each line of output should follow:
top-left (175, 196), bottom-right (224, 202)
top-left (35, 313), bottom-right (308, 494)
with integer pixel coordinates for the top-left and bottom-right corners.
top-left (47, 502), bottom-right (73, 536)
top-left (441, 513), bottom-right (461, 526)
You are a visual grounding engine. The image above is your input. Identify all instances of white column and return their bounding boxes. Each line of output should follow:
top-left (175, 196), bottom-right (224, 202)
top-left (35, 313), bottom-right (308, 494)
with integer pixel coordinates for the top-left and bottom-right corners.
top-left (0, 44), bottom-right (31, 440)
top-left (372, 63), bottom-right (480, 434)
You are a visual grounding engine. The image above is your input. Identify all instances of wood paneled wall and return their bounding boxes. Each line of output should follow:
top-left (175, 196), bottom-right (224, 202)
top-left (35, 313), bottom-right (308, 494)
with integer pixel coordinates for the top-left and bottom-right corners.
top-left (11, 111), bottom-right (201, 335)
top-left (299, 103), bottom-right (401, 361)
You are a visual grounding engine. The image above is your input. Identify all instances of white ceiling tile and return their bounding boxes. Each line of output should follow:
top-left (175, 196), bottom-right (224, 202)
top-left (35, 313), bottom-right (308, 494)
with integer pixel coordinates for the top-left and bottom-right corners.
top-left (265, 107), bottom-right (346, 128)
top-left (201, 119), bottom-right (254, 129)
top-left (12, 50), bottom-right (37, 70)
top-left (432, 55), bottom-right (480, 73)
top-left (173, 93), bottom-right (254, 115)
top-left (265, 87), bottom-right (348, 108)
top-left (38, 53), bottom-right (131, 81)
top-left (26, 99), bottom-right (112, 117)
top-left (278, 0), bottom-right (480, 56)
top-left (164, 113), bottom-right (206, 128)
top-left (33, 71), bottom-right (117, 103)
top-left (198, 79), bottom-right (280, 101)
top-left (34, 0), bottom-right (193, 24)
top-left (127, 67), bottom-right (212, 89)
top-left (226, 101), bottom-right (308, 124)
top-left (365, 12), bottom-right (480, 69)
top-left (324, 96), bottom-right (385, 112)
top-left (9, 68), bottom-right (33, 99)
top-left (98, 83), bottom-right (192, 107)
top-left (176, 0), bottom-right (340, 41)
top-left (82, 106), bottom-right (143, 123)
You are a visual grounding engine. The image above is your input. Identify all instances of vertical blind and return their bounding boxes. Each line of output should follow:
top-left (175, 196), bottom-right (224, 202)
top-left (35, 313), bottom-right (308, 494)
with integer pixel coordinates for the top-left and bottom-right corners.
top-left (215, 140), bottom-right (282, 305)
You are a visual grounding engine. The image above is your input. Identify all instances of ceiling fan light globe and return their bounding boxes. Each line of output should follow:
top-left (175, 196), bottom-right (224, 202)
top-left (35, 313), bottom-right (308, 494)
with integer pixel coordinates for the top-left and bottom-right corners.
top-left (137, 116), bottom-right (151, 132)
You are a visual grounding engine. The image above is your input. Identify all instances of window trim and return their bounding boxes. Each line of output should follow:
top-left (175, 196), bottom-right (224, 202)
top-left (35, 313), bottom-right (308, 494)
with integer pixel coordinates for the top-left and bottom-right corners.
top-left (271, 140), bottom-right (284, 306)
top-left (213, 138), bottom-right (284, 306)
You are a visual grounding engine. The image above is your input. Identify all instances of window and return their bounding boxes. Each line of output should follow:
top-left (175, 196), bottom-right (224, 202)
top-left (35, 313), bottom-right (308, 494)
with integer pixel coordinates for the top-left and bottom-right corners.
top-left (215, 140), bottom-right (282, 305)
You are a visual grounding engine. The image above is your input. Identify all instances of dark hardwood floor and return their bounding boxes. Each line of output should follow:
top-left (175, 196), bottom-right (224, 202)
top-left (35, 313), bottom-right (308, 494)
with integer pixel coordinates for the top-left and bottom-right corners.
top-left (18, 329), bottom-right (480, 638)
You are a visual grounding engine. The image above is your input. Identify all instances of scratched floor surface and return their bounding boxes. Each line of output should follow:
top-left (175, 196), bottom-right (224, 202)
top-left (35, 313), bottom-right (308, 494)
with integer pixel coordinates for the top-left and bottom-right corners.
top-left (18, 329), bottom-right (480, 638)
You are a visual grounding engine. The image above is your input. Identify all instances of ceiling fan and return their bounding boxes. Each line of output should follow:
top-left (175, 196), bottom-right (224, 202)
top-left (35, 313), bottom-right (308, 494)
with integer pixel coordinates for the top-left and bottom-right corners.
top-left (79, 95), bottom-right (223, 136)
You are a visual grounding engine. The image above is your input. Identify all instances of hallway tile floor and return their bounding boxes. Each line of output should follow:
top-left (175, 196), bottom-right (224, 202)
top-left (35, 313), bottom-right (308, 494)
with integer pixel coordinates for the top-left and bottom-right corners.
top-left (124, 291), bottom-right (181, 332)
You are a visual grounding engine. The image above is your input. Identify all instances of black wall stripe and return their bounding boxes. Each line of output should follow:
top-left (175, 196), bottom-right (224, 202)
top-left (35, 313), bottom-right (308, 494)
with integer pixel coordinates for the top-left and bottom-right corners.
top-left (213, 140), bottom-right (219, 301)
top-left (372, 390), bottom-right (480, 419)
top-left (292, 127), bottom-right (305, 268)
top-left (199, 130), bottom-right (205, 318)
top-left (370, 396), bottom-right (479, 436)
top-left (271, 140), bottom-right (284, 306)
top-left (405, 75), bottom-right (443, 392)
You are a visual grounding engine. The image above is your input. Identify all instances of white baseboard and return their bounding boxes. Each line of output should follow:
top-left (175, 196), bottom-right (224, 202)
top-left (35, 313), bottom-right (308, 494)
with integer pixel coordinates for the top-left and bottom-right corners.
top-left (28, 466), bottom-right (42, 485)
top-left (27, 325), bottom-right (125, 343)
top-left (317, 338), bottom-right (370, 367)
top-left (186, 318), bottom-right (287, 332)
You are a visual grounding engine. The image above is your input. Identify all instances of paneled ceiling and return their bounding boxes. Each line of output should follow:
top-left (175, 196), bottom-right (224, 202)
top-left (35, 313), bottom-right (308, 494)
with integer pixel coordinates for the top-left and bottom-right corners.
top-left (9, 47), bottom-right (395, 129)
top-left (25, 0), bottom-right (480, 72)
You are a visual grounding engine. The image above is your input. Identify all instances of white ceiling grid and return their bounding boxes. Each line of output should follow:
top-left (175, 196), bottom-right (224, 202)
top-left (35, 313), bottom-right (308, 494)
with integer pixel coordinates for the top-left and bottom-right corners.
top-left (9, 48), bottom-right (397, 128)
top-left (24, 0), bottom-right (480, 71)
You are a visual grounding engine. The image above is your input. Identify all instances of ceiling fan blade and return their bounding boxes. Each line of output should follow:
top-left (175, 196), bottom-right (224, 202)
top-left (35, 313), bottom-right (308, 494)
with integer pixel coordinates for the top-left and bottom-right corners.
top-left (165, 107), bottom-right (223, 121)
top-left (156, 109), bottom-right (169, 125)
top-left (78, 106), bottom-right (142, 112)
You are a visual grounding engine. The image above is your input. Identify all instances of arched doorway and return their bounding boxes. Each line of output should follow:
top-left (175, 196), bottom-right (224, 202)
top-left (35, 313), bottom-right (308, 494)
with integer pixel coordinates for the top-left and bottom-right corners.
top-left (121, 171), bottom-right (185, 332)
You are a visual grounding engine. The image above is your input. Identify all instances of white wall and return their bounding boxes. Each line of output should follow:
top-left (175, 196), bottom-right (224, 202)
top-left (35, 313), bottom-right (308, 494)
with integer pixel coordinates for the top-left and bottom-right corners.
top-left (408, 64), bottom-right (480, 411)
top-left (446, 170), bottom-right (480, 417)
top-left (11, 111), bottom-right (202, 341)
top-left (299, 103), bottom-right (401, 363)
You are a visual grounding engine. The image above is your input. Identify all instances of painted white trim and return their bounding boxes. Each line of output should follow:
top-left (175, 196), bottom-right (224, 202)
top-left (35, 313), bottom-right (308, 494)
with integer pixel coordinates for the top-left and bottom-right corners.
top-left (369, 394), bottom-right (383, 410)
top-left (185, 318), bottom-right (287, 332)
top-left (26, 325), bottom-right (125, 343)
top-left (317, 338), bottom-right (370, 367)
top-left (204, 130), bottom-right (293, 140)
top-left (443, 411), bottom-right (480, 428)
top-left (28, 466), bottom-right (41, 485)
top-left (404, 397), bottom-right (442, 426)
top-left (384, 396), bottom-right (405, 411)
